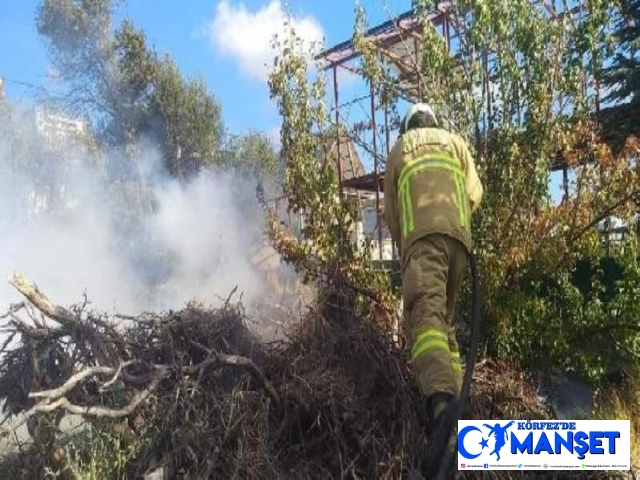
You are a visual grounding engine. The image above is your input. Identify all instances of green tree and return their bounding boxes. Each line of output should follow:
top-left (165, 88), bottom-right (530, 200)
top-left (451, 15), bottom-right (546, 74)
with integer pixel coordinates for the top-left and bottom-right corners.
top-left (599, 0), bottom-right (640, 155)
top-left (36, 0), bottom-right (224, 177)
top-left (353, 0), bottom-right (640, 382)
top-left (152, 55), bottom-right (223, 178)
top-left (221, 131), bottom-right (280, 182)
top-left (275, 0), bottom-right (640, 382)
top-left (603, 0), bottom-right (640, 105)
top-left (267, 25), bottom-right (397, 326)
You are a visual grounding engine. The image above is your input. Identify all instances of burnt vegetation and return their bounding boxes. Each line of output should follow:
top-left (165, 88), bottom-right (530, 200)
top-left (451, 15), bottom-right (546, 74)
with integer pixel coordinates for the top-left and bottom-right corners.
top-left (1, 271), bottom-right (578, 479)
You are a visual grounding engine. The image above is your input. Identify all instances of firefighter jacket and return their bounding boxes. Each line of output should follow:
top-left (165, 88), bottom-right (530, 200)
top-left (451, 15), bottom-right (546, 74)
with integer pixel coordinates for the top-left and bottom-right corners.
top-left (383, 127), bottom-right (483, 264)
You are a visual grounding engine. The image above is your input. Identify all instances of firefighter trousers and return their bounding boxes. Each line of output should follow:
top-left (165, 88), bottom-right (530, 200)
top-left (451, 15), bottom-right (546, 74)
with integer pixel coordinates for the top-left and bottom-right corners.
top-left (402, 233), bottom-right (468, 399)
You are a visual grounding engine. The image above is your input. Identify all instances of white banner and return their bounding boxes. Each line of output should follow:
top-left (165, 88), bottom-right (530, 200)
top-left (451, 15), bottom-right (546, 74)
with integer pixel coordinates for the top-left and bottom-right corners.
top-left (457, 420), bottom-right (631, 471)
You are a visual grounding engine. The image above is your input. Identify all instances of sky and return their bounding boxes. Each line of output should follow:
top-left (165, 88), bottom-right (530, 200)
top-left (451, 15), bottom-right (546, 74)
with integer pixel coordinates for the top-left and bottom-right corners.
top-left (0, 0), bottom-right (405, 138)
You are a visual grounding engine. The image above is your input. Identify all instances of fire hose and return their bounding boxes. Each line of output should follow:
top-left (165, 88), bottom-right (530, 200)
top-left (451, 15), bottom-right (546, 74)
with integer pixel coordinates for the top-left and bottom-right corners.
top-left (434, 251), bottom-right (482, 480)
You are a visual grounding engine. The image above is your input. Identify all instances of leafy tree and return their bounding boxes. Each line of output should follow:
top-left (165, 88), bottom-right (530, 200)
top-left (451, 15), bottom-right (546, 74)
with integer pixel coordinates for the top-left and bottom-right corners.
top-left (36, 0), bottom-right (223, 178)
top-left (264, 0), bottom-right (640, 383)
top-left (221, 131), bottom-right (280, 182)
top-left (152, 55), bottom-right (223, 178)
top-left (352, 0), bottom-right (640, 382)
top-left (267, 27), bottom-right (397, 326)
top-left (599, 0), bottom-right (640, 155)
top-left (603, 0), bottom-right (640, 105)
top-left (37, 1), bottom-right (151, 144)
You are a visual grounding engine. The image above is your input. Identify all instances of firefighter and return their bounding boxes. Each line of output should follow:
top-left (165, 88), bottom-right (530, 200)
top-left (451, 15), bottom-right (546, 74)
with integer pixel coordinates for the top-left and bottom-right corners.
top-left (383, 103), bottom-right (483, 475)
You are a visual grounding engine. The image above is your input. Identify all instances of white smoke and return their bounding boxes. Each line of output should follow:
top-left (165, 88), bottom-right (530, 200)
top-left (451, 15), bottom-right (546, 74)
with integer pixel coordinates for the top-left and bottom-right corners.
top-left (0, 103), bottom-right (288, 316)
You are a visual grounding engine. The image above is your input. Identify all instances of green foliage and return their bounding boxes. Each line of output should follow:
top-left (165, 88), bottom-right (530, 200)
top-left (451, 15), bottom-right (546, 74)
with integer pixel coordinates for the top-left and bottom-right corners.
top-left (264, 1), bottom-right (640, 378)
top-left (267, 23), bottom-right (398, 319)
top-left (36, 0), bottom-right (224, 178)
top-left (351, 1), bottom-right (640, 383)
top-left (603, 0), bottom-right (640, 104)
top-left (61, 424), bottom-right (141, 480)
top-left (153, 55), bottom-right (223, 178)
top-left (221, 131), bottom-right (280, 182)
top-left (496, 243), bottom-right (640, 384)
top-left (37, 1), bottom-right (150, 143)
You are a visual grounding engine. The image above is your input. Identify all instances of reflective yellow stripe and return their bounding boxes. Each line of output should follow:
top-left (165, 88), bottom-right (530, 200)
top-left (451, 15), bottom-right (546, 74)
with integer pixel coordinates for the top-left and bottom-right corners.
top-left (399, 182), bottom-right (411, 238)
top-left (399, 153), bottom-right (463, 190)
top-left (450, 350), bottom-right (463, 372)
top-left (397, 153), bottom-right (467, 237)
top-left (404, 184), bottom-right (412, 234)
top-left (398, 177), bottom-right (410, 238)
top-left (412, 338), bottom-right (450, 361)
top-left (453, 172), bottom-right (467, 228)
top-left (456, 174), bottom-right (469, 229)
top-left (411, 328), bottom-right (450, 360)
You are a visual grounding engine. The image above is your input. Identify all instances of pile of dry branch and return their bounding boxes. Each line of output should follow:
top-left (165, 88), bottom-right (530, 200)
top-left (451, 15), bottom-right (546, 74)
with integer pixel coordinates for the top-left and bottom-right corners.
top-left (0, 272), bottom-right (630, 479)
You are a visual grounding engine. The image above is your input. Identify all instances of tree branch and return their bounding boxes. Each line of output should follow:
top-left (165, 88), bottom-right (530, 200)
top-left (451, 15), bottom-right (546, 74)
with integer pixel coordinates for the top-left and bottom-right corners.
top-left (100, 360), bottom-right (135, 392)
top-left (1, 368), bottom-right (169, 440)
top-left (29, 365), bottom-right (123, 400)
top-left (2, 352), bottom-right (281, 441)
top-left (182, 345), bottom-right (281, 407)
top-left (9, 273), bottom-right (79, 327)
top-left (569, 189), bottom-right (640, 244)
top-left (213, 354), bottom-right (281, 407)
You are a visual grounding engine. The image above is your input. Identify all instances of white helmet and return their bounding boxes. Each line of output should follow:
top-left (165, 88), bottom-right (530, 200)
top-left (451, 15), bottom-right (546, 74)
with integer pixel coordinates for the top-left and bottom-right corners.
top-left (401, 103), bottom-right (438, 134)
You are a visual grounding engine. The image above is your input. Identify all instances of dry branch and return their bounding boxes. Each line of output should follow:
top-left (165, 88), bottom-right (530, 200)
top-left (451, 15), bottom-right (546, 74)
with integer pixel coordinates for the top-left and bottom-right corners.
top-left (570, 188), bottom-right (640, 244)
top-left (2, 273), bottom-right (600, 479)
top-left (99, 360), bottom-right (135, 391)
top-left (187, 353), bottom-right (281, 407)
top-left (0, 369), bottom-right (168, 441)
top-left (9, 274), bottom-right (79, 327)
top-left (29, 364), bottom-right (127, 400)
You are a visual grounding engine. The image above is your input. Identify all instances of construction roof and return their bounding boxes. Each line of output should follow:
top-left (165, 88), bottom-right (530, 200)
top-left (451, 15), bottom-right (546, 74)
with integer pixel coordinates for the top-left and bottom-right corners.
top-left (340, 143), bottom-right (599, 193)
top-left (327, 131), bottom-right (366, 180)
top-left (316, 9), bottom-right (420, 67)
top-left (342, 171), bottom-right (384, 193)
top-left (340, 129), bottom-right (620, 192)
top-left (318, 127), bottom-right (367, 181)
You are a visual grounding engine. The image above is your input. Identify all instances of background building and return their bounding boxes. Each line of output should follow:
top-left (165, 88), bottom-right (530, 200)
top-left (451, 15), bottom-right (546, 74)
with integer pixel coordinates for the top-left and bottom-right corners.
top-left (34, 106), bottom-right (88, 153)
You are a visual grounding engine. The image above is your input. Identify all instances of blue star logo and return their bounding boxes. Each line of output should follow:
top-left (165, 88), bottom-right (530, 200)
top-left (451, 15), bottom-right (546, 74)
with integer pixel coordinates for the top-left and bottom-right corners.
top-left (459, 422), bottom-right (516, 462)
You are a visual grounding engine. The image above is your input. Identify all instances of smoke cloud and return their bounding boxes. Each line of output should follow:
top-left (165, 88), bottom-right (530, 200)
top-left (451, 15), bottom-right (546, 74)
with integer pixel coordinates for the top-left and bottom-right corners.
top-left (0, 104), bottom-right (293, 317)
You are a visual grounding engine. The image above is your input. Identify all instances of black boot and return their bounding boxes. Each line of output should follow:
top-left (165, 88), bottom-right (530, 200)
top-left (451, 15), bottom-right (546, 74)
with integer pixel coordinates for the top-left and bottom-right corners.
top-left (423, 393), bottom-right (458, 479)
top-left (426, 393), bottom-right (453, 435)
